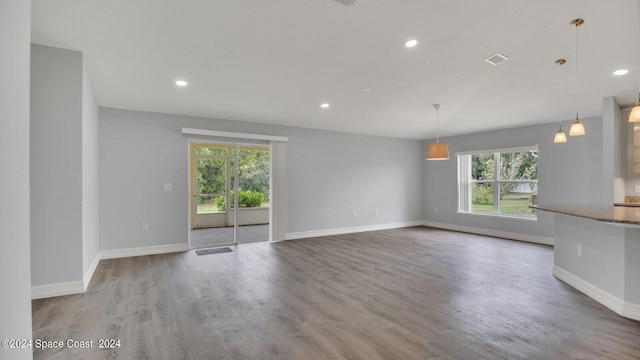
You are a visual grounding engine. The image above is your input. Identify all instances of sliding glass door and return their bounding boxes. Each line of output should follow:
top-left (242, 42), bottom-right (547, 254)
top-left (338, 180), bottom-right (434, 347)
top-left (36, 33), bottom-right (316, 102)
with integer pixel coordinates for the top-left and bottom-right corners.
top-left (235, 145), bottom-right (270, 243)
top-left (190, 142), bottom-right (270, 247)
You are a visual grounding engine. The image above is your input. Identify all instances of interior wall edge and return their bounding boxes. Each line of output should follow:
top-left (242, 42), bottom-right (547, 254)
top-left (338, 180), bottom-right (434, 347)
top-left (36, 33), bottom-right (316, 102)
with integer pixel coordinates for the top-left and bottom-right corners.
top-left (283, 220), bottom-right (424, 241)
top-left (553, 265), bottom-right (640, 322)
top-left (423, 220), bottom-right (554, 246)
top-left (33, 243), bottom-right (190, 299)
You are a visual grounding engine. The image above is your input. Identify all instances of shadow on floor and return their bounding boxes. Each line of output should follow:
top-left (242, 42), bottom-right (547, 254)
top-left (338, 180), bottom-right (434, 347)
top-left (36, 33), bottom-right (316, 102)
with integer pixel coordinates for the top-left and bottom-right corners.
top-left (190, 224), bottom-right (269, 248)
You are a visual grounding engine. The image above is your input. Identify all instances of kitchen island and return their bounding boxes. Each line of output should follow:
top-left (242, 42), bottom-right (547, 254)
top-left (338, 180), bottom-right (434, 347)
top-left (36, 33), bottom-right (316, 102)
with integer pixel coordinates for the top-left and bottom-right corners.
top-left (532, 204), bottom-right (640, 321)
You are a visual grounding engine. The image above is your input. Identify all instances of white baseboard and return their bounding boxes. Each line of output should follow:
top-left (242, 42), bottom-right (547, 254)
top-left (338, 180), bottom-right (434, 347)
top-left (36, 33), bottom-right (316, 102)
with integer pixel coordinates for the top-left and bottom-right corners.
top-left (99, 243), bottom-right (189, 260)
top-left (32, 243), bottom-right (189, 299)
top-left (282, 220), bottom-right (424, 241)
top-left (553, 265), bottom-right (640, 321)
top-left (32, 280), bottom-right (85, 300)
top-left (422, 220), bottom-right (554, 246)
top-left (623, 300), bottom-right (640, 321)
top-left (83, 252), bottom-right (101, 290)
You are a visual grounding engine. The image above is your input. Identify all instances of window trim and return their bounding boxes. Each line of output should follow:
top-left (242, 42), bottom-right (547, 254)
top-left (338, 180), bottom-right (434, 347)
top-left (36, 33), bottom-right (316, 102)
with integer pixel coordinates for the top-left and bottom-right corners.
top-left (455, 145), bottom-right (538, 156)
top-left (457, 145), bottom-right (538, 219)
top-left (455, 209), bottom-right (539, 222)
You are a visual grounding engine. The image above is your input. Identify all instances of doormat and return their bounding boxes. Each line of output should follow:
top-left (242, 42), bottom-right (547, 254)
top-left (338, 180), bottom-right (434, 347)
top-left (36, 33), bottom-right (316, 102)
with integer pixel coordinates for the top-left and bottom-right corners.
top-left (195, 247), bottom-right (233, 256)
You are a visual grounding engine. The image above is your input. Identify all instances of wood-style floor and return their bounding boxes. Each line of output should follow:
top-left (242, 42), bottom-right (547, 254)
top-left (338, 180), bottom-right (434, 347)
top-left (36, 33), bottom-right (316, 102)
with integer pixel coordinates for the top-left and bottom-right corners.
top-left (190, 224), bottom-right (269, 248)
top-left (32, 227), bottom-right (640, 359)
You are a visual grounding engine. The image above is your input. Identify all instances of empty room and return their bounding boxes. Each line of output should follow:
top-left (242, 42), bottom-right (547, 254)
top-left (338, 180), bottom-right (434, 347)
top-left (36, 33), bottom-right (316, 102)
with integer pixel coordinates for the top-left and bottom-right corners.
top-left (3, 0), bottom-right (640, 359)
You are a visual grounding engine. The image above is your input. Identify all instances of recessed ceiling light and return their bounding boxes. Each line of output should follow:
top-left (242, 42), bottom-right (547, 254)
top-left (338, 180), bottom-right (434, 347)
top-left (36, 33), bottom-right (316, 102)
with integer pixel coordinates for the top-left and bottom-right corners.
top-left (320, 103), bottom-right (330, 109)
top-left (405, 39), bottom-right (418, 48)
top-left (613, 69), bottom-right (628, 76)
top-left (175, 80), bottom-right (188, 87)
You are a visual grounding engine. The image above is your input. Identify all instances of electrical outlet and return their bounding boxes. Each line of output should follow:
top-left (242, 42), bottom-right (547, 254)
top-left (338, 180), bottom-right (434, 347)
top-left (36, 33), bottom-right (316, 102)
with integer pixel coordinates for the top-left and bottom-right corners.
top-left (635, 184), bottom-right (640, 194)
top-left (353, 210), bottom-right (357, 217)
top-left (434, 207), bottom-right (438, 213)
top-left (164, 182), bottom-right (173, 191)
top-left (375, 209), bottom-right (379, 215)
top-left (576, 244), bottom-right (582, 257)
top-left (142, 223), bottom-right (149, 232)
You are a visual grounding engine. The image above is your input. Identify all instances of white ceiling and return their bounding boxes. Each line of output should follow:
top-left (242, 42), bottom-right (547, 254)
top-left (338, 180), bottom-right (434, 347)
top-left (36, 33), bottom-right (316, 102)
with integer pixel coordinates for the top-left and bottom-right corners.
top-left (31, 0), bottom-right (640, 140)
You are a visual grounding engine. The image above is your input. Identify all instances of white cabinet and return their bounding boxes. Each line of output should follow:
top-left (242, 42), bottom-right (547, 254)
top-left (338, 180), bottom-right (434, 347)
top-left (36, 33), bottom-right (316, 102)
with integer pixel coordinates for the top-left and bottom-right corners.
top-left (621, 107), bottom-right (640, 177)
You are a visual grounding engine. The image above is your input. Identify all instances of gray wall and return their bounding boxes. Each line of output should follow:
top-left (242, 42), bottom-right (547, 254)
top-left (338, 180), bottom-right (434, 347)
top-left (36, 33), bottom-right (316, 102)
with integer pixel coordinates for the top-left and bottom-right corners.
top-left (423, 116), bottom-right (604, 239)
top-left (31, 44), bottom-right (86, 286)
top-left (286, 127), bottom-right (423, 232)
top-left (82, 63), bottom-right (100, 275)
top-left (602, 97), bottom-right (621, 204)
top-left (554, 214), bottom-right (625, 298)
top-left (0, 1), bottom-right (33, 359)
top-left (99, 107), bottom-right (424, 250)
top-left (625, 226), bottom-right (640, 305)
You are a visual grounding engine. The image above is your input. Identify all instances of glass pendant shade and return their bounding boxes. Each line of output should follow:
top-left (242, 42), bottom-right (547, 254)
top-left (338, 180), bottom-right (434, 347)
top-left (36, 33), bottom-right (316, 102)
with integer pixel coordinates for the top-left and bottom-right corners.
top-left (426, 103), bottom-right (450, 161)
top-left (568, 19), bottom-right (586, 137)
top-left (629, 99), bottom-right (640, 122)
top-left (554, 125), bottom-right (567, 143)
top-left (426, 142), bottom-right (450, 160)
top-left (569, 113), bottom-right (585, 136)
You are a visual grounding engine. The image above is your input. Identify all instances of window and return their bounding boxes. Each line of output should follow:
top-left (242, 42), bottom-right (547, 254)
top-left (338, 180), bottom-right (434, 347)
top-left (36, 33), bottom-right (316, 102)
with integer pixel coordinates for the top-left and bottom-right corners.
top-left (458, 146), bottom-right (538, 219)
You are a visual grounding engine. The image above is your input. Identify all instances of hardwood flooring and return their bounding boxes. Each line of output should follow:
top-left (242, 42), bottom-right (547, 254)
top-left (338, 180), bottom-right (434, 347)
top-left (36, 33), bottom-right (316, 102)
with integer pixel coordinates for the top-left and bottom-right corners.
top-left (32, 227), bottom-right (640, 359)
top-left (190, 224), bottom-right (269, 249)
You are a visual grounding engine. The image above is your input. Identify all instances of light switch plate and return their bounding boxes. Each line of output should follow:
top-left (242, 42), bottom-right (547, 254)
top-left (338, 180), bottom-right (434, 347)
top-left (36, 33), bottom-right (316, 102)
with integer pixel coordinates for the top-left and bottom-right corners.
top-left (164, 183), bottom-right (173, 191)
top-left (577, 244), bottom-right (582, 257)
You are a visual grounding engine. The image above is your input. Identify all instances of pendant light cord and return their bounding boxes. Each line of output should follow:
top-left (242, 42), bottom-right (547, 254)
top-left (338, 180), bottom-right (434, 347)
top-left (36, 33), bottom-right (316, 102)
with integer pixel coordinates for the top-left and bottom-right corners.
top-left (433, 104), bottom-right (440, 143)
top-left (570, 18), bottom-right (584, 129)
top-left (575, 24), bottom-right (579, 85)
top-left (571, 18), bottom-right (584, 102)
top-left (555, 59), bottom-right (566, 130)
top-left (558, 62), bottom-right (563, 89)
top-left (556, 58), bottom-right (566, 88)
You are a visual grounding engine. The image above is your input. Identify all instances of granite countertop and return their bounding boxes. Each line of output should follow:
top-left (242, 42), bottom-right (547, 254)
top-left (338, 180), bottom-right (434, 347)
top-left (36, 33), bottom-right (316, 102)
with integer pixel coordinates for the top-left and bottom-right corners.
top-left (531, 204), bottom-right (640, 225)
top-left (614, 202), bottom-right (640, 207)
top-left (614, 196), bottom-right (640, 207)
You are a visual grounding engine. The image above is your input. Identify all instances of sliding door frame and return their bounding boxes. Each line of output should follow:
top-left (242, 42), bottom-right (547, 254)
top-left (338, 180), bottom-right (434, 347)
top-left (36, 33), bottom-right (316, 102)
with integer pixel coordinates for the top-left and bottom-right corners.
top-left (184, 128), bottom-right (287, 247)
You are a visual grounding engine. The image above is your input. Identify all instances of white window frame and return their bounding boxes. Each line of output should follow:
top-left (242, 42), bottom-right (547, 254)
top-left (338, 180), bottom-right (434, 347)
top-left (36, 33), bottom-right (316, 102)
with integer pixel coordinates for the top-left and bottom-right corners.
top-left (457, 145), bottom-right (538, 220)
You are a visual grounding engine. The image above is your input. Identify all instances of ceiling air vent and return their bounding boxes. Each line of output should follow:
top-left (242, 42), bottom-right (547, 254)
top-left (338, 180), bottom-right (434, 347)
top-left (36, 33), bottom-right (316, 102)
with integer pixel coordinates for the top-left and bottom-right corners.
top-left (484, 52), bottom-right (509, 65)
top-left (332, 0), bottom-right (356, 6)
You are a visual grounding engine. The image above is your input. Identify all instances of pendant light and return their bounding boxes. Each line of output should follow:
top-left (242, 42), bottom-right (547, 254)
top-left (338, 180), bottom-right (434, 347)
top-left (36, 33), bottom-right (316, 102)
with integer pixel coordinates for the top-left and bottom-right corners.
top-left (426, 104), bottom-right (450, 160)
top-left (569, 18), bottom-right (586, 136)
top-left (630, 2), bottom-right (640, 122)
top-left (554, 59), bottom-right (568, 143)
top-left (569, 112), bottom-right (585, 136)
top-left (630, 57), bottom-right (640, 121)
top-left (630, 67), bottom-right (640, 122)
top-left (630, 95), bottom-right (640, 122)
top-left (554, 124), bottom-right (568, 143)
